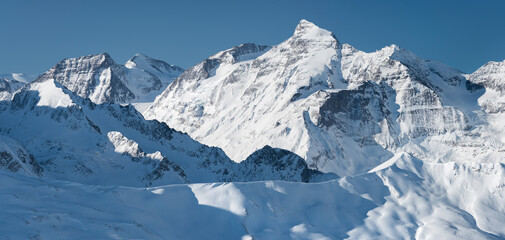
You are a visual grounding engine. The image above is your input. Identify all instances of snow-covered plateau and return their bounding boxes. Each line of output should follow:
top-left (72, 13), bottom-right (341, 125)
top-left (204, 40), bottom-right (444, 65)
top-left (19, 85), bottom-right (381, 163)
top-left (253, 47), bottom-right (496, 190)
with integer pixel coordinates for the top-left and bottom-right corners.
top-left (1, 19), bottom-right (505, 239)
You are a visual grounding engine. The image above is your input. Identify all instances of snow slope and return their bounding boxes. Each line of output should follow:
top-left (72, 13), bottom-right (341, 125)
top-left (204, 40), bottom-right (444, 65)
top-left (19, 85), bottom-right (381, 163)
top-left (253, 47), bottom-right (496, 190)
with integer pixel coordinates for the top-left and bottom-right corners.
top-left (145, 19), bottom-right (504, 177)
top-left (0, 77), bottom-right (333, 186)
top-left (0, 73), bottom-right (37, 83)
top-left (1, 152), bottom-right (503, 239)
top-left (0, 77), bottom-right (27, 101)
top-left (124, 53), bottom-right (185, 111)
top-left (1, 19), bottom-right (504, 240)
top-left (0, 135), bottom-right (43, 177)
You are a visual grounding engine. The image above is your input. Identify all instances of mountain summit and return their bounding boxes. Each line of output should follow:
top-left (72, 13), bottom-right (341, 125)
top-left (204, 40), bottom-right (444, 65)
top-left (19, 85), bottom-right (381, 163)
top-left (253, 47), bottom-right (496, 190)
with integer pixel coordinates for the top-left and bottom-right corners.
top-left (144, 20), bottom-right (501, 176)
top-left (33, 53), bottom-right (184, 111)
top-left (293, 19), bottom-right (338, 42)
top-left (1, 19), bottom-right (505, 240)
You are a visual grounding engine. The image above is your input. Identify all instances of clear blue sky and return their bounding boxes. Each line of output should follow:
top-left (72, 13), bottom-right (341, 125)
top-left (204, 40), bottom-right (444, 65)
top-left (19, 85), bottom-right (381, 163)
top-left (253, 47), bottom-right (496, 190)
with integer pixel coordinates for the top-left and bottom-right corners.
top-left (1, 0), bottom-right (504, 74)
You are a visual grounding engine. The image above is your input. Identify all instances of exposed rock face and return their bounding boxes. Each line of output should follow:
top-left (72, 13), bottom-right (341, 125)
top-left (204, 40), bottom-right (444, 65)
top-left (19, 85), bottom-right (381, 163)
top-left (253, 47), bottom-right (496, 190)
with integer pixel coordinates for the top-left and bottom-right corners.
top-left (0, 135), bottom-right (43, 177)
top-left (33, 53), bottom-right (184, 111)
top-left (1, 19), bottom-right (504, 240)
top-left (166, 43), bottom-right (270, 91)
top-left (234, 145), bottom-right (336, 183)
top-left (468, 60), bottom-right (505, 92)
top-left (145, 19), bottom-right (502, 176)
top-left (35, 53), bottom-right (135, 104)
top-left (0, 77), bottom-right (333, 186)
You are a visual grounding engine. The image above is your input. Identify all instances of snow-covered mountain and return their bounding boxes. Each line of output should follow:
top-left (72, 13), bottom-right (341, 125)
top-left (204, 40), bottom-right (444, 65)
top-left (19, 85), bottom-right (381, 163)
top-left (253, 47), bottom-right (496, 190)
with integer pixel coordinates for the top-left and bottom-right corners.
top-left (0, 77), bottom-right (333, 186)
top-left (145, 19), bottom-right (504, 177)
top-left (0, 73), bottom-right (37, 83)
top-left (33, 53), bottom-right (184, 111)
top-left (0, 73), bottom-right (35, 101)
top-left (1, 19), bottom-right (505, 240)
top-left (468, 59), bottom-right (505, 114)
top-left (0, 77), bottom-right (25, 101)
top-left (125, 53), bottom-right (184, 84)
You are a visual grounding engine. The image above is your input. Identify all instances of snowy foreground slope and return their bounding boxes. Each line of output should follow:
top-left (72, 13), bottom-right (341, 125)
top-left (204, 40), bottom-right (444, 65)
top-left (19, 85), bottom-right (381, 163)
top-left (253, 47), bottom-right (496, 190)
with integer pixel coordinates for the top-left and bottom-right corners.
top-left (1, 152), bottom-right (504, 239)
top-left (145, 20), bottom-right (505, 177)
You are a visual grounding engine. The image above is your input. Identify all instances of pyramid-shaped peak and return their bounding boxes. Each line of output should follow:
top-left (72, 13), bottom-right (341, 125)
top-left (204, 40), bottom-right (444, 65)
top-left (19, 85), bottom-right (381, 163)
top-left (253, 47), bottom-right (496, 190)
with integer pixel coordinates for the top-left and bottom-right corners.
top-left (295, 19), bottom-right (318, 31)
top-left (470, 59), bottom-right (505, 82)
top-left (128, 53), bottom-right (175, 65)
top-left (293, 19), bottom-right (338, 41)
top-left (125, 53), bottom-right (184, 73)
top-left (130, 53), bottom-right (153, 61)
top-left (126, 53), bottom-right (153, 65)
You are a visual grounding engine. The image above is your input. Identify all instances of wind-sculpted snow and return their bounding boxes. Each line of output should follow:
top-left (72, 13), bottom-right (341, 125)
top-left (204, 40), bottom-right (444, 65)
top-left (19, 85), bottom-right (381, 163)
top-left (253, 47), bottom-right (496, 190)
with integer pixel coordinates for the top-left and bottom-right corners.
top-left (1, 152), bottom-right (504, 239)
top-left (0, 78), bottom-right (333, 186)
top-left (33, 52), bottom-right (184, 111)
top-left (145, 19), bottom-right (504, 177)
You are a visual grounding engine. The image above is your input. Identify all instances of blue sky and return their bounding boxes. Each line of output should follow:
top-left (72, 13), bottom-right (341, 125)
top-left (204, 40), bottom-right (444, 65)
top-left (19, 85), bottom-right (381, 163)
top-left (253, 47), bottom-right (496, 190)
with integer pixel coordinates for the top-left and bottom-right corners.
top-left (1, 0), bottom-right (504, 74)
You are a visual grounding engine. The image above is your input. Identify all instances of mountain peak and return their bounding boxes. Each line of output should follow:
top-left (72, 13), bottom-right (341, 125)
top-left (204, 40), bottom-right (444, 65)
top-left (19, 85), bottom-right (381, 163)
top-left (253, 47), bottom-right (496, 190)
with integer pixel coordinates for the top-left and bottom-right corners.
top-left (377, 44), bottom-right (423, 64)
top-left (57, 53), bottom-right (117, 67)
top-left (483, 59), bottom-right (505, 67)
top-left (469, 58), bottom-right (505, 87)
top-left (87, 52), bottom-right (113, 61)
top-left (125, 53), bottom-right (152, 68)
top-left (129, 53), bottom-right (152, 62)
top-left (125, 53), bottom-right (184, 74)
top-left (295, 19), bottom-right (317, 32)
top-left (209, 43), bottom-right (270, 63)
top-left (293, 19), bottom-right (338, 42)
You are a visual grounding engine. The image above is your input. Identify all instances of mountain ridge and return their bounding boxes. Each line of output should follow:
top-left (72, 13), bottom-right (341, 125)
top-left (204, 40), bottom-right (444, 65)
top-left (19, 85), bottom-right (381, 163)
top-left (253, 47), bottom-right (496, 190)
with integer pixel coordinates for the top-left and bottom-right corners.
top-left (144, 19), bottom-right (504, 177)
top-left (1, 18), bottom-right (505, 240)
top-left (0, 76), bottom-right (335, 186)
top-left (30, 52), bottom-right (184, 112)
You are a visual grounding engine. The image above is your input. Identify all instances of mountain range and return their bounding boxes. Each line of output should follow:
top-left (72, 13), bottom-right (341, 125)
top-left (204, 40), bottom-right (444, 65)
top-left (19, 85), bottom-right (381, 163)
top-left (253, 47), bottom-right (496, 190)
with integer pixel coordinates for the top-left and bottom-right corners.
top-left (145, 19), bottom-right (505, 178)
top-left (1, 19), bottom-right (505, 239)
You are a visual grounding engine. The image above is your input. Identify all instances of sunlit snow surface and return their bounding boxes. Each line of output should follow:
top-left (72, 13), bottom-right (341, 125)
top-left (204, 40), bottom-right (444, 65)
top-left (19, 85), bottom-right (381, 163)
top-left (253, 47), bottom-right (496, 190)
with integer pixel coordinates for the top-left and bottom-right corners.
top-left (145, 19), bottom-right (505, 180)
top-left (1, 19), bottom-right (505, 239)
top-left (1, 153), bottom-right (504, 239)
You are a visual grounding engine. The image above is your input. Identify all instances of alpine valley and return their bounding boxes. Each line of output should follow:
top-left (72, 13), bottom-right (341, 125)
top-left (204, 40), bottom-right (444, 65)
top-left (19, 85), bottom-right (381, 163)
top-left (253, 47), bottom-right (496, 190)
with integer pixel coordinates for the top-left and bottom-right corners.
top-left (1, 20), bottom-right (505, 239)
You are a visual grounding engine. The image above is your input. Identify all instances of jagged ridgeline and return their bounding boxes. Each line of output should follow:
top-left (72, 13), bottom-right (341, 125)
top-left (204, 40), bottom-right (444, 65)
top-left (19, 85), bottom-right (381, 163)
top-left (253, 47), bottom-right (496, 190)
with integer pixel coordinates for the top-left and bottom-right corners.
top-left (3, 20), bottom-right (504, 180)
top-left (1, 19), bottom-right (505, 239)
top-left (145, 19), bottom-right (505, 177)
top-left (0, 75), bottom-right (334, 185)
top-left (31, 53), bottom-right (184, 112)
